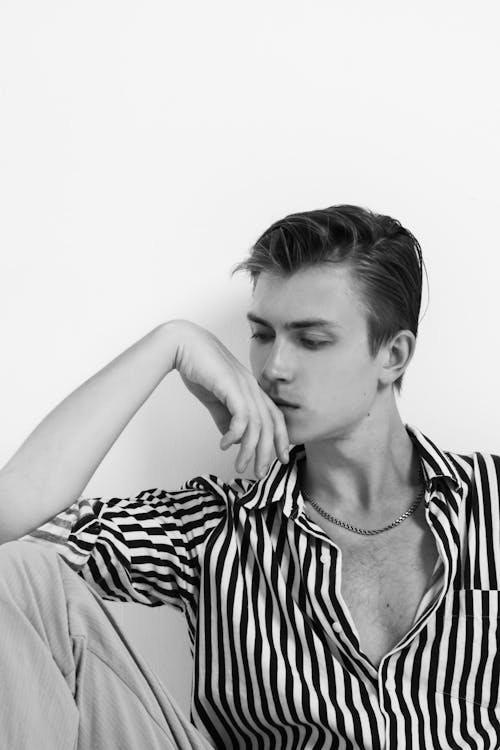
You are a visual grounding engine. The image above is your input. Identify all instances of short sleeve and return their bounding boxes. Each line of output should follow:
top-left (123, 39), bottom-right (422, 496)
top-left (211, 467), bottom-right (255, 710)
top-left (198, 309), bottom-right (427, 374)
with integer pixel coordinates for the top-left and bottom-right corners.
top-left (18, 474), bottom-right (236, 616)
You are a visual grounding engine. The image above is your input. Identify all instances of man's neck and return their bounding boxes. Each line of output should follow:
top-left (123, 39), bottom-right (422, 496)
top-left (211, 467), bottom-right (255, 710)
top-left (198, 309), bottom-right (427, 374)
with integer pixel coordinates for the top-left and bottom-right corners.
top-left (299, 409), bottom-right (421, 524)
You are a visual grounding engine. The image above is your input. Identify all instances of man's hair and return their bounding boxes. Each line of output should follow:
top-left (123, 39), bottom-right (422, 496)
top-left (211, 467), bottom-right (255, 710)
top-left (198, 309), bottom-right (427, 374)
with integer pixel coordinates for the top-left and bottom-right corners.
top-left (231, 204), bottom-right (426, 395)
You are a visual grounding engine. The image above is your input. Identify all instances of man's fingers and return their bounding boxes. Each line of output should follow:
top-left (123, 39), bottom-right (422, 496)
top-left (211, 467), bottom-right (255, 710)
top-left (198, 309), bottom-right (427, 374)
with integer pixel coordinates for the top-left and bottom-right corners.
top-left (216, 373), bottom-right (290, 475)
top-left (222, 409), bottom-right (250, 449)
top-left (244, 387), bottom-right (275, 477)
top-left (259, 389), bottom-right (290, 462)
top-left (175, 323), bottom-right (290, 471)
top-left (236, 380), bottom-right (291, 475)
top-left (235, 415), bottom-right (261, 473)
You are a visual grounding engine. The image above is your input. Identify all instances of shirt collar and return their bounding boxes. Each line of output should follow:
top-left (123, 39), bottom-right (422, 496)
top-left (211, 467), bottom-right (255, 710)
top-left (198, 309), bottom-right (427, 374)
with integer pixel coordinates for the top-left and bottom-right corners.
top-left (234, 423), bottom-right (464, 517)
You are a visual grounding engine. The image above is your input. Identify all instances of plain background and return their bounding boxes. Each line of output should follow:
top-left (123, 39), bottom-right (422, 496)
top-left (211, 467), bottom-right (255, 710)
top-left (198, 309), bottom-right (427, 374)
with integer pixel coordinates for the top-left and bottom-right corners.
top-left (1, 0), bottom-right (499, 716)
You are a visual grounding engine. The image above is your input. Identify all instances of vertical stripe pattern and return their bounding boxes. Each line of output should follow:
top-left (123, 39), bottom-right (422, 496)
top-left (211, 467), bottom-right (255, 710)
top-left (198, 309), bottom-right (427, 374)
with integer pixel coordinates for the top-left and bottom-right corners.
top-left (21, 424), bottom-right (500, 748)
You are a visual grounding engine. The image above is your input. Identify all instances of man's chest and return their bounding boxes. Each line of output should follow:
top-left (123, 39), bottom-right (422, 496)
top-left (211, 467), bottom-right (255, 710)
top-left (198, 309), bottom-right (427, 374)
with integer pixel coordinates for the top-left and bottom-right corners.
top-left (341, 538), bottom-right (439, 667)
top-left (304, 505), bottom-right (440, 669)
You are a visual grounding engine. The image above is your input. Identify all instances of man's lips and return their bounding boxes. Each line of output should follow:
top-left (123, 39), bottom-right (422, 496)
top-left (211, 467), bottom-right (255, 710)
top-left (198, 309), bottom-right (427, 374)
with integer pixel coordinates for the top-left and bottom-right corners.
top-left (272, 398), bottom-right (300, 408)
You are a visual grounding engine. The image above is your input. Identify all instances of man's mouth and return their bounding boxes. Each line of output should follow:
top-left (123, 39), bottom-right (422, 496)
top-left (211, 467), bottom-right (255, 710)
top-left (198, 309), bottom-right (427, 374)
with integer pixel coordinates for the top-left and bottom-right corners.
top-left (272, 399), bottom-right (300, 409)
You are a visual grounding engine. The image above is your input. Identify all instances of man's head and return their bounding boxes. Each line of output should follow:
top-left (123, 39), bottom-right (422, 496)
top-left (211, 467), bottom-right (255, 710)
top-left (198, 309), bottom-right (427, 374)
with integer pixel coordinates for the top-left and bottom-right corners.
top-left (231, 205), bottom-right (425, 444)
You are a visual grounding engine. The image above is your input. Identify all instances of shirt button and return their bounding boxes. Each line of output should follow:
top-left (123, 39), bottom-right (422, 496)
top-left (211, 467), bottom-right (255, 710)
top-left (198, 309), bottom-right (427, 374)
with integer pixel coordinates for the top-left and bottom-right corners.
top-left (332, 622), bottom-right (342, 633)
top-left (320, 550), bottom-right (330, 563)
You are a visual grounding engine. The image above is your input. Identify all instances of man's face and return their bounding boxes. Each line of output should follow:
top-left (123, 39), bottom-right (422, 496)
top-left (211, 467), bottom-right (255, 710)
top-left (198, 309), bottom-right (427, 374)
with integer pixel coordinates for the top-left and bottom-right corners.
top-left (248, 263), bottom-right (388, 445)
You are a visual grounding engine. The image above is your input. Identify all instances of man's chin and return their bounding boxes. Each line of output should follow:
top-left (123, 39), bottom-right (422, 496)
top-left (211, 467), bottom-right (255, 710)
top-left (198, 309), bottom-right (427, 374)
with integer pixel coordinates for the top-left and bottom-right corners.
top-left (284, 421), bottom-right (311, 448)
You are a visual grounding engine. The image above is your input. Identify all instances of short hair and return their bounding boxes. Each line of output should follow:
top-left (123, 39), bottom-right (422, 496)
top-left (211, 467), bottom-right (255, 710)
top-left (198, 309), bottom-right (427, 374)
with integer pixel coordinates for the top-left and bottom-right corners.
top-left (231, 204), bottom-right (426, 395)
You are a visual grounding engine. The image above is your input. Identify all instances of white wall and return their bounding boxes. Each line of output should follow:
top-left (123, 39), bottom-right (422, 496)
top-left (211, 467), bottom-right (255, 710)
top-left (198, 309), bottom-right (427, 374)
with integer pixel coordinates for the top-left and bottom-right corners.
top-left (1, 0), bottom-right (499, 716)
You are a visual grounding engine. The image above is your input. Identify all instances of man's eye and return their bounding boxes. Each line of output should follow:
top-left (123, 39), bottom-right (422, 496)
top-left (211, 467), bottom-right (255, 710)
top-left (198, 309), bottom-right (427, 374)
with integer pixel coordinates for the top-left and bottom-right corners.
top-left (300, 339), bottom-right (327, 349)
top-left (250, 333), bottom-right (327, 350)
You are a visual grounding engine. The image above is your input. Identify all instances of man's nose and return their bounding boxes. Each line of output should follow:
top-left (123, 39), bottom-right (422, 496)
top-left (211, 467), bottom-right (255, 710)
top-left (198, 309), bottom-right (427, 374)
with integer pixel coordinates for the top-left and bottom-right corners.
top-left (260, 340), bottom-right (293, 382)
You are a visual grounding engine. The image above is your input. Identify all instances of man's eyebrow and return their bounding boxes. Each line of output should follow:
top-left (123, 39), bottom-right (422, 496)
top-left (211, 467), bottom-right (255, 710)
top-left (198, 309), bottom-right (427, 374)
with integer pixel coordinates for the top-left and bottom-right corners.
top-left (246, 312), bottom-right (341, 330)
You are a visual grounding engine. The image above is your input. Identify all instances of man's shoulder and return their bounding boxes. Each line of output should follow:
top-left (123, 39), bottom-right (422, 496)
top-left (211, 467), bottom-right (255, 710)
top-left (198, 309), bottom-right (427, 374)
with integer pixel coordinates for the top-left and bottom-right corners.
top-left (442, 446), bottom-right (500, 494)
top-left (444, 446), bottom-right (500, 467)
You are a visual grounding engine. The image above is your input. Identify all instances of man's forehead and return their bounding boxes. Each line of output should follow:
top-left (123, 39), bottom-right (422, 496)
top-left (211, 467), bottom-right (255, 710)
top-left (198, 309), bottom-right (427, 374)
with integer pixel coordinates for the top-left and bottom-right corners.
top-left (252, 264), bottom-right (357, 299)
top-left (249, 266), bottom-right (361, 328)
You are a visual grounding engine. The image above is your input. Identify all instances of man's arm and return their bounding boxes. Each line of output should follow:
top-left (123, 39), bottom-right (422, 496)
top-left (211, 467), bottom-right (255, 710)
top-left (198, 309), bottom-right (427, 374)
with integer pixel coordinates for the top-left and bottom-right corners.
top-left (0, 319), bottom-right (289, 544)
top-left (0, 323), bottom-right (180, 543)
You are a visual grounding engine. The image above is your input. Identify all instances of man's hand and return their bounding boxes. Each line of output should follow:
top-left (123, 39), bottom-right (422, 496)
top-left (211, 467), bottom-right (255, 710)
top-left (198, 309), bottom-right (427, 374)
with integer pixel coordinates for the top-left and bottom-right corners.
top-left (170, 319), bottom-right (290, 478)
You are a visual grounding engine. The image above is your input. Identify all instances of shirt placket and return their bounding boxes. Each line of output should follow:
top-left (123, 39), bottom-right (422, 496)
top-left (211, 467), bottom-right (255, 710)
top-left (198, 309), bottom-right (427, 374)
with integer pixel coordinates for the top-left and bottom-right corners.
top-left (292, 509), bottom-right (373, 667)
top-left (377, 485), bottom-right (460, 747)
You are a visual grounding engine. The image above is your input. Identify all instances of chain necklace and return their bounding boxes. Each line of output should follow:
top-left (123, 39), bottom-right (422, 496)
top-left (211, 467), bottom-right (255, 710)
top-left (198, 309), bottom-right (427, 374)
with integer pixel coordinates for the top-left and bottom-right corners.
top-left (301, 460), bottom-right (426, 536)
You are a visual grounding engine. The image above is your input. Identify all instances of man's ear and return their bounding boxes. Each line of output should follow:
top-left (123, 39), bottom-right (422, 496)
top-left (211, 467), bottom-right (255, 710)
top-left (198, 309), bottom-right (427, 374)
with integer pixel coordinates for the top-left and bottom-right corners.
top-left (379, 330), bottom-right (416, 388)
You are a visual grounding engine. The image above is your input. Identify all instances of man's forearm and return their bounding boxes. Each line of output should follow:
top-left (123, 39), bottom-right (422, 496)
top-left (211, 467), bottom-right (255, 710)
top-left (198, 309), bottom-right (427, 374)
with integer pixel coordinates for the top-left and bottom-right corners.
top-left (0, 321), bottom-right (179, 543)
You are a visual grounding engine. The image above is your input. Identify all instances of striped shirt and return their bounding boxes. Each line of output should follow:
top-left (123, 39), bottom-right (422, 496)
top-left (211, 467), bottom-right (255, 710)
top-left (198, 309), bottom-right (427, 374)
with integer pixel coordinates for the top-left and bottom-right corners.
top-left (21, 423), bottom-right (500, 749)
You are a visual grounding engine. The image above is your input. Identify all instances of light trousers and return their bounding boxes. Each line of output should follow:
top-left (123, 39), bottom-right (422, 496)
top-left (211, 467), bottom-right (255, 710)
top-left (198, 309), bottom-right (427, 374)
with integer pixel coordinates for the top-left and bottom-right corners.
top-left (0, 540), bottom-right (215, 750)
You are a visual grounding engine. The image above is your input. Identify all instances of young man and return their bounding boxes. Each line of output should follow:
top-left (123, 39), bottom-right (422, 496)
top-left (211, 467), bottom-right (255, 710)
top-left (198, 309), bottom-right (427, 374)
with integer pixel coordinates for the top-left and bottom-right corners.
top-left (0, 205), bottom-right (498, 749)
